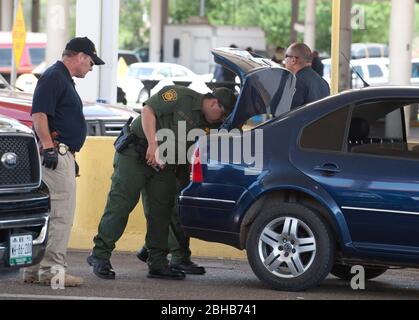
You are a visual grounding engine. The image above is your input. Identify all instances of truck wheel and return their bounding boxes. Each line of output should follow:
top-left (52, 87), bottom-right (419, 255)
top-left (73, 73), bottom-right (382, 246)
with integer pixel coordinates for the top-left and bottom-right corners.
top-left (331, 264), bottom-right (387, 281)
top-left (246, 202), bottom-right (335, 291)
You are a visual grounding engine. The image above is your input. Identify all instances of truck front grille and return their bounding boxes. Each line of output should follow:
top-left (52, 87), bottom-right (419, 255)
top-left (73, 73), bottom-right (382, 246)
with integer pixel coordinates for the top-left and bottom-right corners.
top-left (0, 134), bottom-right (40, 190)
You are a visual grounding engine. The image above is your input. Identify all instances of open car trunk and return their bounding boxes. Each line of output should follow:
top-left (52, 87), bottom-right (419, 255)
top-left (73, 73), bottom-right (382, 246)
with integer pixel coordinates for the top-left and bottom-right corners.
top-left (212, 47), bottom-right (296, 129)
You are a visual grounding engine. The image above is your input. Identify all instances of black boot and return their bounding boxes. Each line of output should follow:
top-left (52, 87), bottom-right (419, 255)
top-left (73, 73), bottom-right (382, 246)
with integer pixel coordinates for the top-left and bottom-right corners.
top-left (136, 246), bottom-right (149, 263)
top-left (169, 261), bottom-right (206, 275)
top-left (87, 254), bottom-right (116, 280)
top-left (147, 266), bottom-right (185, 280)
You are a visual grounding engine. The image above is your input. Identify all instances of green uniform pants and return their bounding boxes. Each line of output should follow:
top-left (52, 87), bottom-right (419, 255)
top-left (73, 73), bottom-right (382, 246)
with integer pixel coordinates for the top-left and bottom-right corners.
top-left (93, 148), bottom-right (182, 270)
top-left (141, 164), bottom-right (192, 264)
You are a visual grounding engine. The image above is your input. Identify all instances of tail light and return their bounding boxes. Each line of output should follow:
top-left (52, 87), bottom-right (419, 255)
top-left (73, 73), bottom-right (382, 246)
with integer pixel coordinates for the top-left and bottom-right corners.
top-left (191, 147), bottom-right (203, 183)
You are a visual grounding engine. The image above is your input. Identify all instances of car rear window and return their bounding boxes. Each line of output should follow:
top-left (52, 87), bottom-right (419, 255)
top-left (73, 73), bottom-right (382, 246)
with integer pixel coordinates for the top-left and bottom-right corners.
top-left (412, 63), bottom-right (419, 78)
top-left (353, 65), bottom-right (364, 78)
top-left (0, 48), bottom-right (12, 67)
top-left (29, 48), bottom-right (45, 66)
top-left (300, 107), bottom-right (349, 151)
top-left (128, 67), bottom-right (154, 78)
top-left (368, 64), bottom-right (383, 78)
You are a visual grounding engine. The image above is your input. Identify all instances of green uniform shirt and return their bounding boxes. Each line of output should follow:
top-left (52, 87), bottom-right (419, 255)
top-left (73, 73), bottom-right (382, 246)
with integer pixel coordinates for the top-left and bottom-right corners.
top-left (130, 85), bottom-right (210, 159)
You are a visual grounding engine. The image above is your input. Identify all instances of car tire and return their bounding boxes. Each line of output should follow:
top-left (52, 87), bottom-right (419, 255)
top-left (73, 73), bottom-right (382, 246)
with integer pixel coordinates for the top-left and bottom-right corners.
top-left (331, 264), bottom-right (387, 281)
top-left (246, 202), bottom-right (335, 291)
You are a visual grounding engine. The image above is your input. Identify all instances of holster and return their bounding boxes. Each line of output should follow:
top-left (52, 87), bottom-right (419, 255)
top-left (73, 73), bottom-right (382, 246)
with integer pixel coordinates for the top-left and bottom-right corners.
top-left (114, 117), bottom-right (134, 153)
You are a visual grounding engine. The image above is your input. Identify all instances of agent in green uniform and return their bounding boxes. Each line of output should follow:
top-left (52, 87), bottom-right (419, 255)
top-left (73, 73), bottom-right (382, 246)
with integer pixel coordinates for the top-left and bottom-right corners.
top-left (137, 163), bottom-right (196, 273)
top-left (87, 85), bottom-right (236, 280)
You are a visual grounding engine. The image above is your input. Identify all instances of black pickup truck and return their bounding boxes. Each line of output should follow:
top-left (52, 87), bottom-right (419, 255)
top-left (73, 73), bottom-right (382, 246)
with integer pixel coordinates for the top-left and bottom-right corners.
top-left (0, 114), bottom-right (49, 273)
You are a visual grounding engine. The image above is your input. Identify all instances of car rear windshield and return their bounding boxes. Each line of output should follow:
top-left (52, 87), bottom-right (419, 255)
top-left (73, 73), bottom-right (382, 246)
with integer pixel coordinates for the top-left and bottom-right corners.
top-left (0, 48), bottom-right (12, 66)
top-left (29, 48), bottom-right (45, 66)
top-left (128, 67), bottom-right (154, 78)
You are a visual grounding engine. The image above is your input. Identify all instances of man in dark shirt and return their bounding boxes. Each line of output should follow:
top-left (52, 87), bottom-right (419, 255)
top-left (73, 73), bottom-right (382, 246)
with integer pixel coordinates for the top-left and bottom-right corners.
top-left (284, 43), bottom-right (330, 109)
top-left (23, 37), bottom-right (105, 287)
top-left (311, 50), bottom-right (324, 76)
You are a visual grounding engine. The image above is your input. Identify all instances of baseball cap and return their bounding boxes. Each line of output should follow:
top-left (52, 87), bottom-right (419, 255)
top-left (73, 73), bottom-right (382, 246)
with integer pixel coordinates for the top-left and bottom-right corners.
top-left (212, 87), bottom-right (237, 116)
top-left (65, 37), bottom-right (105, 65)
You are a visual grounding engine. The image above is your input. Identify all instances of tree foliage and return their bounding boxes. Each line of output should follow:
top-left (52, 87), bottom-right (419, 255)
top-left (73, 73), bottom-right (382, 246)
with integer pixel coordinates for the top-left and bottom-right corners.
top-left (119, 0), bottom-right (150, 50)
top-left (119, 0), bottom-right (419, 55)
top-left (352, 2), bottom-right (391, 45)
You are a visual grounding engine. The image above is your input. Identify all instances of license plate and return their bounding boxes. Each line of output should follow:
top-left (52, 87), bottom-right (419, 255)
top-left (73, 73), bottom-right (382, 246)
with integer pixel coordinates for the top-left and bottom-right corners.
top-left (9, 234), bottom-right (33, 266)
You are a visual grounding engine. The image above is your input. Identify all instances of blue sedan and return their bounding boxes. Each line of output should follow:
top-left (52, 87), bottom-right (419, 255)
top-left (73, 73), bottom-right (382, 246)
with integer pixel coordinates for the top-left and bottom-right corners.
top-left (179, 47), bottom-right (419, 291)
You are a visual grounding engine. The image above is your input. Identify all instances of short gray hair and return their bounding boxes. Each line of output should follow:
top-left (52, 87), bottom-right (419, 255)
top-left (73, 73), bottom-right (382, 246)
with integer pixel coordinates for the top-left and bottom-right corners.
top-left (288, 43), bottom-right (313, 62)
top-left (62, 49), bottom-right (79, 58)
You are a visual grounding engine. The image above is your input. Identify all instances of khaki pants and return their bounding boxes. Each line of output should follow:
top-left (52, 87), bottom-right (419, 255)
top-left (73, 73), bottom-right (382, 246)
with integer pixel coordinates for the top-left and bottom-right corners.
top-left (24, 152), bottom-right (76, 279)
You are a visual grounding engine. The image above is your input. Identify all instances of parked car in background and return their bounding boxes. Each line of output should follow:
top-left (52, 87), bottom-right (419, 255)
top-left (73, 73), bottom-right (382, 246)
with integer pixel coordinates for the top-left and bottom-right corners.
top-left (324, 57), bottom-right (419, 87)
top-left (351, 43), bottom-right (389, 59)
top-left (179, 47), bottom-right (419, 291)
top-left (322, 57), bottom-right (389, 88)
top-left (0, 32), bottom-right (46, 81)
top-left (119, 62), bottom-right (213, 103)
top-left (0, 76), bottom-right (138, 136)
top-left (0, 114), bottom-right (50, 273)
top-left (410, 58), bottom-right (419, 86)
top-left (118, 50), bottom-right (141, 66)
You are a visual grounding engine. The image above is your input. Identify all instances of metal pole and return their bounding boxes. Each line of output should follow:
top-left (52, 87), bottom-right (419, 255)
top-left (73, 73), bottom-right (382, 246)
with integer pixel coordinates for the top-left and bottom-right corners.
top-left (199, 0), bottom-right (205, 16)
top-left (330, 0), bottom-right (341, 95)
top-left (388, 0), bottom-right (414, 137)
top-left (10, 0), bottom-right (18, 88)
top-left (304, 0), bottom-right (316, 50)
top-left (339, 0), bottom-right (352, 91)
top-left (150, 0), bottom-right (162, 62)
top-left (46, 0), bottom-right (69, 66)
top-left (1, 0), bottom-right (13, 31)
top-left (290, 0), bottom-right (299, 43)
top-left (31, 0), bottom-right (40, 32)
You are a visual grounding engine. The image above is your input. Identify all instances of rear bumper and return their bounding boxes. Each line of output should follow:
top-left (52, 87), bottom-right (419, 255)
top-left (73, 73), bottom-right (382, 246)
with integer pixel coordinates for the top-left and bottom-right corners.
top-left (0, 214), bottom-right (49, 270)
top-left (179, 183), bottom-right (256, 248)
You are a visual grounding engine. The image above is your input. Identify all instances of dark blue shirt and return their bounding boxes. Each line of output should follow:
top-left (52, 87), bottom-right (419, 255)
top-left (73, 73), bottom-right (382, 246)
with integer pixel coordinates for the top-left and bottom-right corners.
top-left (291, 66), bottom-right (330, 109)
top-left (32, 61), bottom-right (86, 151)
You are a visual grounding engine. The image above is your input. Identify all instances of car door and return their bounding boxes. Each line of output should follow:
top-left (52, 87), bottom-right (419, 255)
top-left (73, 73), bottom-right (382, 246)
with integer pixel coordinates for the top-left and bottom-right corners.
top-left (291, 99), bottom-right (419, 256)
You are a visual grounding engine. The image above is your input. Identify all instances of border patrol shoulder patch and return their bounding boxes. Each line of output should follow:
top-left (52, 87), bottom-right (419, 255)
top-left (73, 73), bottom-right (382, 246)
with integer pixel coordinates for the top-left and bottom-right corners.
top-left (162, 89), bottom-right (178, 102)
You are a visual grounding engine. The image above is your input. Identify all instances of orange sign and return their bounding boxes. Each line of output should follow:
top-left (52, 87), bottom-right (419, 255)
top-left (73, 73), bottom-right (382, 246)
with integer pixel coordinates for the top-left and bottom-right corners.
top-left (12, 0), bottom-right (27, 69)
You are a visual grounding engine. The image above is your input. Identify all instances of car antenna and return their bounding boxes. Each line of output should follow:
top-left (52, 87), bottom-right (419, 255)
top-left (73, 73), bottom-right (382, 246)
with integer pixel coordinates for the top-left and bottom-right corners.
top-left (340, 52), bottom-right (370, 88)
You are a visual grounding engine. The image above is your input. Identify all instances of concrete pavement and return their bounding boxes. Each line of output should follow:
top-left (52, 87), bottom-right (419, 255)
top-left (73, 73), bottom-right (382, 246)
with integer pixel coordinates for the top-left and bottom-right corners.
top-left (0, 250), bottom-right (418, 300)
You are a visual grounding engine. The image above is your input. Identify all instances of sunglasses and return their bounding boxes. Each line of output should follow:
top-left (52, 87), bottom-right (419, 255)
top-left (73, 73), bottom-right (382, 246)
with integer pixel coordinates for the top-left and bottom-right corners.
top-left (83, 53), bottom-right (94, 67)
top-left (285, 54), bottom-right (299, 59)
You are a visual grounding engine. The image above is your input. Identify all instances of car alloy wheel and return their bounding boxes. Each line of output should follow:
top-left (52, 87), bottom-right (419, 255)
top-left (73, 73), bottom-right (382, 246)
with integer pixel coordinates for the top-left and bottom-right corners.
top-left (246, 202), bottom-right (335, 291)
top-left (258, 216), bottom-right (316, 278)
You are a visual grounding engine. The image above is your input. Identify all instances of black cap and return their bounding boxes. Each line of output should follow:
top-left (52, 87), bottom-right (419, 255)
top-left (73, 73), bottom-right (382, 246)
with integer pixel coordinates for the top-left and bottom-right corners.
top-left (65, 37), bottom-right (105, 65)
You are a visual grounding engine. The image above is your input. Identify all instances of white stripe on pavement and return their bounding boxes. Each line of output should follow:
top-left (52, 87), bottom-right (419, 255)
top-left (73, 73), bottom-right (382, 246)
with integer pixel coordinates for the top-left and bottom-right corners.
top-left (0, 293), bottom-right (142, 300)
